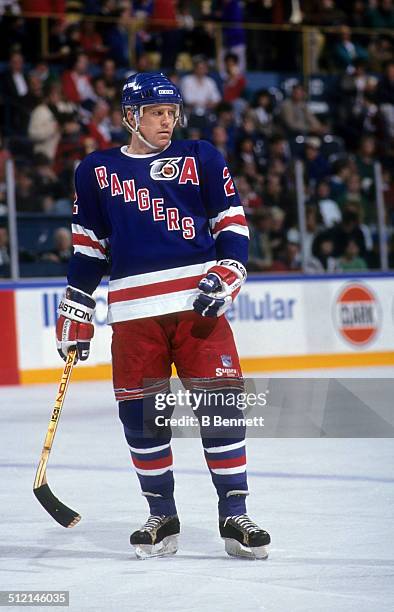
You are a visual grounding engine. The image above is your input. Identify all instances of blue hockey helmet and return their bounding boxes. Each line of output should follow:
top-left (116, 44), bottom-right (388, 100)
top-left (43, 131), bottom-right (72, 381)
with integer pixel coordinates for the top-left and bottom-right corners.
top-left (121, 72), bottom-right (185, 137)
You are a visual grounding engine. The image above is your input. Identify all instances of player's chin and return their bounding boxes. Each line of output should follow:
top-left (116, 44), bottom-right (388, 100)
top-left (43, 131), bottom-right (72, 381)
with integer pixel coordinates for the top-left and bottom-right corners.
top-left (156, 133), bottom-right (171, 146)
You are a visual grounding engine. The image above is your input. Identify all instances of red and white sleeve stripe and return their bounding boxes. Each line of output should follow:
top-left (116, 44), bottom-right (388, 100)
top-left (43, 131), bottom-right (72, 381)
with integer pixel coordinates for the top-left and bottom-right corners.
top-left (72, 223), bottom-right (109, 260)
top-left (209, 206), bottom-right (249, 240)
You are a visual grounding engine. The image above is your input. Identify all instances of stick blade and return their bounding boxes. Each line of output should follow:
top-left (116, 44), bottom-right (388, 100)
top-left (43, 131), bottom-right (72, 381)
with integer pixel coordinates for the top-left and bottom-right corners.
top-left (33, 484), bottom-right (81, 528)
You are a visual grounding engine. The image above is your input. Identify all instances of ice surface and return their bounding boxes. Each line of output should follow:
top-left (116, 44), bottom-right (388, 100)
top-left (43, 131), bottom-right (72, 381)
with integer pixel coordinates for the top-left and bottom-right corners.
top-left (1, 375), bottom-right (393, 612)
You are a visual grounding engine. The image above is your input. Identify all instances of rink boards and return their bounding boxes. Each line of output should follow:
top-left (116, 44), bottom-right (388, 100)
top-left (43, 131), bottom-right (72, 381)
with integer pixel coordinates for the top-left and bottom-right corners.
top-left (0, 273), bottom-right (393, 384)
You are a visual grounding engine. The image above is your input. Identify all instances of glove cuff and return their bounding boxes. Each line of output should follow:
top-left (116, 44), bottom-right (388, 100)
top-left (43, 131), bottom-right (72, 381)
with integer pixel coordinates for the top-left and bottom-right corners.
top-left (216, 259), bottom-right (247, 283)
top-left (58, 285), bottom-right (96, 324)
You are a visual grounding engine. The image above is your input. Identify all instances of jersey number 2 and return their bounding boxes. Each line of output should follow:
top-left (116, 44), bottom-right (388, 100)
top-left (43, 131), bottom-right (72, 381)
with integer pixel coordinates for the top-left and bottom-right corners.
top-left (223, 167), bottom-right (235, 197)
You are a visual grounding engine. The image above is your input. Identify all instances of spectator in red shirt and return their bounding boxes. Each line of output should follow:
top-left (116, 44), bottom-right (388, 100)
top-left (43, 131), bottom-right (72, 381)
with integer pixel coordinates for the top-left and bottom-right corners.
top-left (223, 53), bottom-right (246, 103)
top-left (61, 52), bottom-right (96, 105)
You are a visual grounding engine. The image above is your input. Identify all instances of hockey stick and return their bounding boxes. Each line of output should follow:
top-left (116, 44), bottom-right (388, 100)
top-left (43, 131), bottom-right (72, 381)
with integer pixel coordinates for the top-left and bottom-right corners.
top-left (33, 349), bottom-right (81, 528)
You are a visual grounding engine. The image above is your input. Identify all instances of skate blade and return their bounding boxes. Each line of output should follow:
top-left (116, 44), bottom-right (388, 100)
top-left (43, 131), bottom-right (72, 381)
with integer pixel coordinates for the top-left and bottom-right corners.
top-left (223, 538), bottom-right (269, 560)
top-left (133, 535), bottom-right (179, 560)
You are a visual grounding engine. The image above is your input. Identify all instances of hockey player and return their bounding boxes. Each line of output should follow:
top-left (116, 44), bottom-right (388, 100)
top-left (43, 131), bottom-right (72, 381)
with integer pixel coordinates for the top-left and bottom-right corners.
top-left (56, 72), bottom-right (270, 560)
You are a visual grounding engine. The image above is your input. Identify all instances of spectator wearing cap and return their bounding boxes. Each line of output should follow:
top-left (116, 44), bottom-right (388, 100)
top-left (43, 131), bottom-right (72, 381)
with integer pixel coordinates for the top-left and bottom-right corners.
top-left (279, 84), bottom-right (327, 137)
top-left (304, 137), bottom-right (330, 185)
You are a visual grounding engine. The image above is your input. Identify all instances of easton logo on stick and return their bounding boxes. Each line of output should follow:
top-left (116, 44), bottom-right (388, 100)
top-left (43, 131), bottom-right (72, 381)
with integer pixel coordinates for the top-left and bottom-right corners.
top-left (334, 283), bottom-right (380, 346)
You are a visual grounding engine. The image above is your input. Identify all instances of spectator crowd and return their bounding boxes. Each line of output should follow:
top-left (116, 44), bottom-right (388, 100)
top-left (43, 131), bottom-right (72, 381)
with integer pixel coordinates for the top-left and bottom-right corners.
top-left (0, 0), bottom-right (393, 276)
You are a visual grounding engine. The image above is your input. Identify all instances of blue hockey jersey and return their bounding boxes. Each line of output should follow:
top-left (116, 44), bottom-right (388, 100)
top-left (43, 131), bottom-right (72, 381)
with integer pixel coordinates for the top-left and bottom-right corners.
top-left (69, 139), bottom-right (249, 323)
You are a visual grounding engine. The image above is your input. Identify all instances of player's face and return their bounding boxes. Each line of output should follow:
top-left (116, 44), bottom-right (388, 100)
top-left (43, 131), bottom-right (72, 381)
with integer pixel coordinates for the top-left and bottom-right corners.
top-left (139, 104), bottom-right (177, 149)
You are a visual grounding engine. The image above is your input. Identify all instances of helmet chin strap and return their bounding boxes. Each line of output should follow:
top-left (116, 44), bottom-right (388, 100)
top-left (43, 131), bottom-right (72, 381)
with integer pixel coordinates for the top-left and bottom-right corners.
top-left (122, 105), bottom-right (179, 152)
top-left (123, 121), bottom-right (161, 151)
top-left (121, 117), bottom-right (161, 151)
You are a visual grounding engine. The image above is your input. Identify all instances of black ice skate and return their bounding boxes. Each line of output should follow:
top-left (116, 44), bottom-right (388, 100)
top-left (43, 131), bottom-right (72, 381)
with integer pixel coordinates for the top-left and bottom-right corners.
top-left (130, 515), bottom-right (180, 559)
top-left (219, 514), bottom-right (270, 559)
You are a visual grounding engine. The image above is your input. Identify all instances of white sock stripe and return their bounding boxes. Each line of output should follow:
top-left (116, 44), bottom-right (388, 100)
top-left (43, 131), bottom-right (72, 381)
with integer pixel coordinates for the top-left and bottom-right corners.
top-left (128, 442), bottom-right (170, 454)
top-left (134, 466), bottom-right (173, 476)
top-left (210, 466), bottom-right (246, 475)
top-left (204, 440), bottom-right (245, 454)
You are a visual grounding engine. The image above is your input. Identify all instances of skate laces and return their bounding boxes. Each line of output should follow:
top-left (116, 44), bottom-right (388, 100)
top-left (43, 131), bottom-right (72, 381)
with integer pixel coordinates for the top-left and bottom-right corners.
top-left (225, 514), bottom-right (261, 534)
top-left (140, 515), bottom-right (165, 533)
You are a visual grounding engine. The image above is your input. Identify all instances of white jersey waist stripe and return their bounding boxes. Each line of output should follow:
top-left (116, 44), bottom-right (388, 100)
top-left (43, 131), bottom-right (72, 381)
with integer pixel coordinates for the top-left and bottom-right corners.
top-left (108, 260), bottom-right (216, 292)
top-left (107, 289), bottom-right (199, 323)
